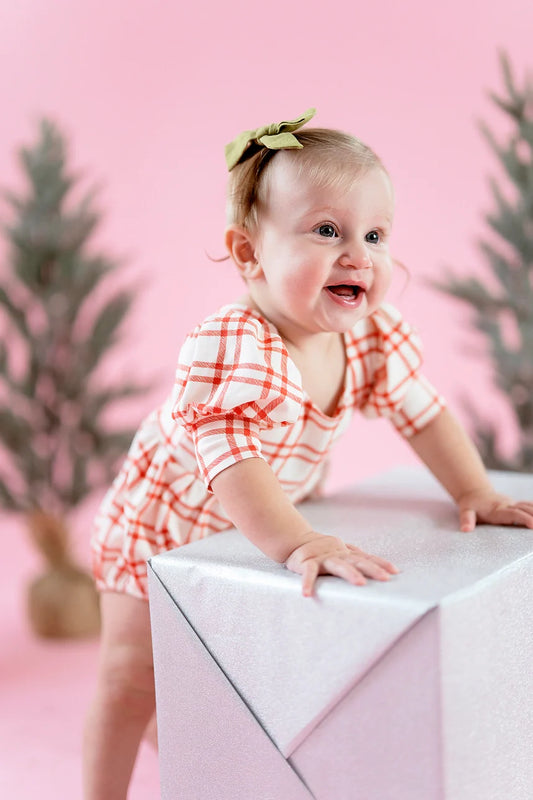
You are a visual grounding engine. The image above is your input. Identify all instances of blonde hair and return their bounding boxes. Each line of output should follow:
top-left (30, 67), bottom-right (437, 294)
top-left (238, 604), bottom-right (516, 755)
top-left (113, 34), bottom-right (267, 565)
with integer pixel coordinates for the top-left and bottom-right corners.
top-left (226, 128), bottom-right (386, 231)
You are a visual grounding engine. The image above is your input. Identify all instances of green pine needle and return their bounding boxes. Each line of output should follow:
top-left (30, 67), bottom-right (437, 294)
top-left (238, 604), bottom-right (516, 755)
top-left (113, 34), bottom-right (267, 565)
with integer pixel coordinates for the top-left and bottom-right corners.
top-left (431, 53), bottom-right (533, 472)
top-left (0, 118), bottom-right (151, 517)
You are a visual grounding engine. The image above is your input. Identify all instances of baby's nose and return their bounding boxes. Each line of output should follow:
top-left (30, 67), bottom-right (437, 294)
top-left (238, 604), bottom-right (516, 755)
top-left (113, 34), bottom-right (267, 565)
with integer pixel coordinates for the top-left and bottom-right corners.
top-left (339, 245), bottom-right (373, 269)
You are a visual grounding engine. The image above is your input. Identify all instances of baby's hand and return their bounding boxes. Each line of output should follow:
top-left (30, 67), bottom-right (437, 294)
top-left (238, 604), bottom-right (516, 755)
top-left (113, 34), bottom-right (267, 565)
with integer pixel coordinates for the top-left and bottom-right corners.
top-left (285, 532), bottom-right (399, 597)
top-left (458, 489), bottom-right (533, 532)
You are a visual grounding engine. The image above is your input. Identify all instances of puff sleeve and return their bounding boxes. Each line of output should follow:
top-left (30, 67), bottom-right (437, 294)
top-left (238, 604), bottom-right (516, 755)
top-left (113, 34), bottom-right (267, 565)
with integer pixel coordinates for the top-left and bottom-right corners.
top-left (171, 309), bottom-right (304, 488)
top-left (350, 304), bottom-right (446, 436)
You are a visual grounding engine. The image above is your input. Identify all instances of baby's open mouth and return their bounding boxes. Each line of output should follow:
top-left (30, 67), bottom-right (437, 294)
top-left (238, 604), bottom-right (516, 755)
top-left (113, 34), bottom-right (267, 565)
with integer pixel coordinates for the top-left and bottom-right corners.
top-left (326, 284), bottom-right (363, 298)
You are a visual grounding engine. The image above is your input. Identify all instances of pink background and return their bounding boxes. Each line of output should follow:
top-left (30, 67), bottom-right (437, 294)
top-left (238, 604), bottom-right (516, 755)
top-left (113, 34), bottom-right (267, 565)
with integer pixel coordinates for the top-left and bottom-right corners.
top-left (1, 4), bottom-right (532, 796)
top-left (1, 0), bottom-right (532, 545)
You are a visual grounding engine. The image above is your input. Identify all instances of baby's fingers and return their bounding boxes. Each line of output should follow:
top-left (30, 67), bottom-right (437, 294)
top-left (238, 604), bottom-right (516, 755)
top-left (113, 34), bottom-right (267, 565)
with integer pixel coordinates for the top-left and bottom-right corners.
top-left (461, 502), bottom-right (533, 531)
top-left (302, 561), bottom-right (319, 597)
top-left (346, 545), bottom-right (399, 574)
top-left (322, 557), bottom-right (367, 587)
top-left (459, 508), bottom-right (477, 532)
top-left (485, 504), bottom-right (533, 529)
top-left (512, 502), bottom-right (533, 526)
top-left (349, 556), bottom-right (394, 582)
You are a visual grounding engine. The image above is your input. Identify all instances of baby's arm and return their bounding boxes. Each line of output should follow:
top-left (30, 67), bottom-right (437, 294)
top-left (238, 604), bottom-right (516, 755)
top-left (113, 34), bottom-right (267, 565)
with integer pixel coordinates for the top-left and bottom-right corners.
top-left (210, 458), bottom-right (399, 596)
top-left (408, 408), bottom-right (533, 530)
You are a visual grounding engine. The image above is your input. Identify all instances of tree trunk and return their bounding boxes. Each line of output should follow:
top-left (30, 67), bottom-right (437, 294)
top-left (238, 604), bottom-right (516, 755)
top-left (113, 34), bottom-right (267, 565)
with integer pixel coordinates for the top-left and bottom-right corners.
top-left (26, 509), bottom-right (101, 639)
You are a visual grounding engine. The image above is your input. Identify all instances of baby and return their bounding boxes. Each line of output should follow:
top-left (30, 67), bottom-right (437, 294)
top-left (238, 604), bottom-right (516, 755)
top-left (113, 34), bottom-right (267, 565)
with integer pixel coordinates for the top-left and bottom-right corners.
top-left (83, 108), bottom-right (533, 799)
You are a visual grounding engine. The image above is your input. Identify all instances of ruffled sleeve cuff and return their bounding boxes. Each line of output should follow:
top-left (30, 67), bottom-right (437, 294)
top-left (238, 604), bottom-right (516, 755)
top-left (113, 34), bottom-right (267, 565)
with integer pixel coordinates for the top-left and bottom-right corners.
top-left (188, 414), bottom-right (264, 488)
top-left (387, 374), bottom-right (446, 437)
top-left (171, 307), bottom-right (304, 488)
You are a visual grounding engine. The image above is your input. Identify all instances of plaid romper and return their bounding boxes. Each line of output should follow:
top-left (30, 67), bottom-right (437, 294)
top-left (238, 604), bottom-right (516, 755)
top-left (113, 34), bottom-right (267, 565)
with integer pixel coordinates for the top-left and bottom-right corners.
top-left (92, 302), bottom-right (445, 599)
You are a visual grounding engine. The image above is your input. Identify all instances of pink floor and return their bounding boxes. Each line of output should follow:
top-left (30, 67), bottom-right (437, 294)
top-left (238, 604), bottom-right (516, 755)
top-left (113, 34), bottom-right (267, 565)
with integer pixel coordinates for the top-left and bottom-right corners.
top-left (1, 518), bottom-right (160, 799)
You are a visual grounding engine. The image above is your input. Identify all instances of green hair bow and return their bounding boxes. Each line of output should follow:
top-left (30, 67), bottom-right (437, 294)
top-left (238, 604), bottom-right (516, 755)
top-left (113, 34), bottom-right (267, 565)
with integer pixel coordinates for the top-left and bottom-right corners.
top-left (225, 107), bottom-right (316, 172)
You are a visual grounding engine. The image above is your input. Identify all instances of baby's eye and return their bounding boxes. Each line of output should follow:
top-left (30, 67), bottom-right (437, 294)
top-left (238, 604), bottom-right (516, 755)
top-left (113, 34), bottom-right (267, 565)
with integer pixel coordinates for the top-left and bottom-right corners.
top-left (314, 223), bottom-right (338, 238)
top-left (365, 230), bottom-right (381, 244)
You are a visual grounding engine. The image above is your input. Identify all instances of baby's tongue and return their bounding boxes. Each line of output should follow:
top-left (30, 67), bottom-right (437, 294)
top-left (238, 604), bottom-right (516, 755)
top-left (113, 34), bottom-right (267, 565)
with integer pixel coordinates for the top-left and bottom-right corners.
top-left (329, 285), bottom-right (354, 296)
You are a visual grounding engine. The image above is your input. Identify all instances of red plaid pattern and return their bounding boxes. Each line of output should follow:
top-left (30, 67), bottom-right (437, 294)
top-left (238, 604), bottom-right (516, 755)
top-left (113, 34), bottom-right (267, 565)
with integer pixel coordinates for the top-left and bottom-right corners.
top-left (92, 303), bottom-right (445, 598)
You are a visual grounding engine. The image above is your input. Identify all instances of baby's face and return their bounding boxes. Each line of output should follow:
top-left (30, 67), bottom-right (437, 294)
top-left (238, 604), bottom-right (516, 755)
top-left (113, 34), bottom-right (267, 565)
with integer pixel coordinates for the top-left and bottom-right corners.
top-left (246, 156), bottom-right (395, 345)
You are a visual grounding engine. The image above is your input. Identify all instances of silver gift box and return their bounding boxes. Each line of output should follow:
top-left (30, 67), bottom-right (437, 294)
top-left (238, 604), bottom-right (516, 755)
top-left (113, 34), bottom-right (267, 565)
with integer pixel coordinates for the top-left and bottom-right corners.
top-left (148, 468), bottom-right (533, 800)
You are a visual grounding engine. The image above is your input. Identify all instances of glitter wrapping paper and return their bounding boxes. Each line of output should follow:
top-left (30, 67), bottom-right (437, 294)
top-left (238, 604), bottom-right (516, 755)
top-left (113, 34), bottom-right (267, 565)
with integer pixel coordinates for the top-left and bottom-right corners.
top-left (148, 467), bottom-right (533, 800)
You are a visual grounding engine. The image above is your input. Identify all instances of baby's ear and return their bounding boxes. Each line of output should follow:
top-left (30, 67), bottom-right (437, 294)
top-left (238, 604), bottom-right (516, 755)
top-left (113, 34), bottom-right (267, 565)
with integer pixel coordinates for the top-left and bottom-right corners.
top-left (225, 225), bottom-right (262, 280)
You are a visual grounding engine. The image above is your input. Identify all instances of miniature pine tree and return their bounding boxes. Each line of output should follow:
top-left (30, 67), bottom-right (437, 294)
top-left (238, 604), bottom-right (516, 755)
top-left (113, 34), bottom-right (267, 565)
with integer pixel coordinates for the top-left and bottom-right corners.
top-left (0, 119), bottom-right (147, 635)
top-left (432, 53), bottom-right (533, 472)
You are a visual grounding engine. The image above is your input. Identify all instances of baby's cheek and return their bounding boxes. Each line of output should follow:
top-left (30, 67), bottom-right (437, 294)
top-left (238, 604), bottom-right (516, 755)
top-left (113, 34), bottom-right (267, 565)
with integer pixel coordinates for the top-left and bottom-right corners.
top-left (378, 261), bottom-right (393, 292)
top-left (368, 266), bottom-right (392, 308)
top-left (284, 268), bottom-right (313, 297)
